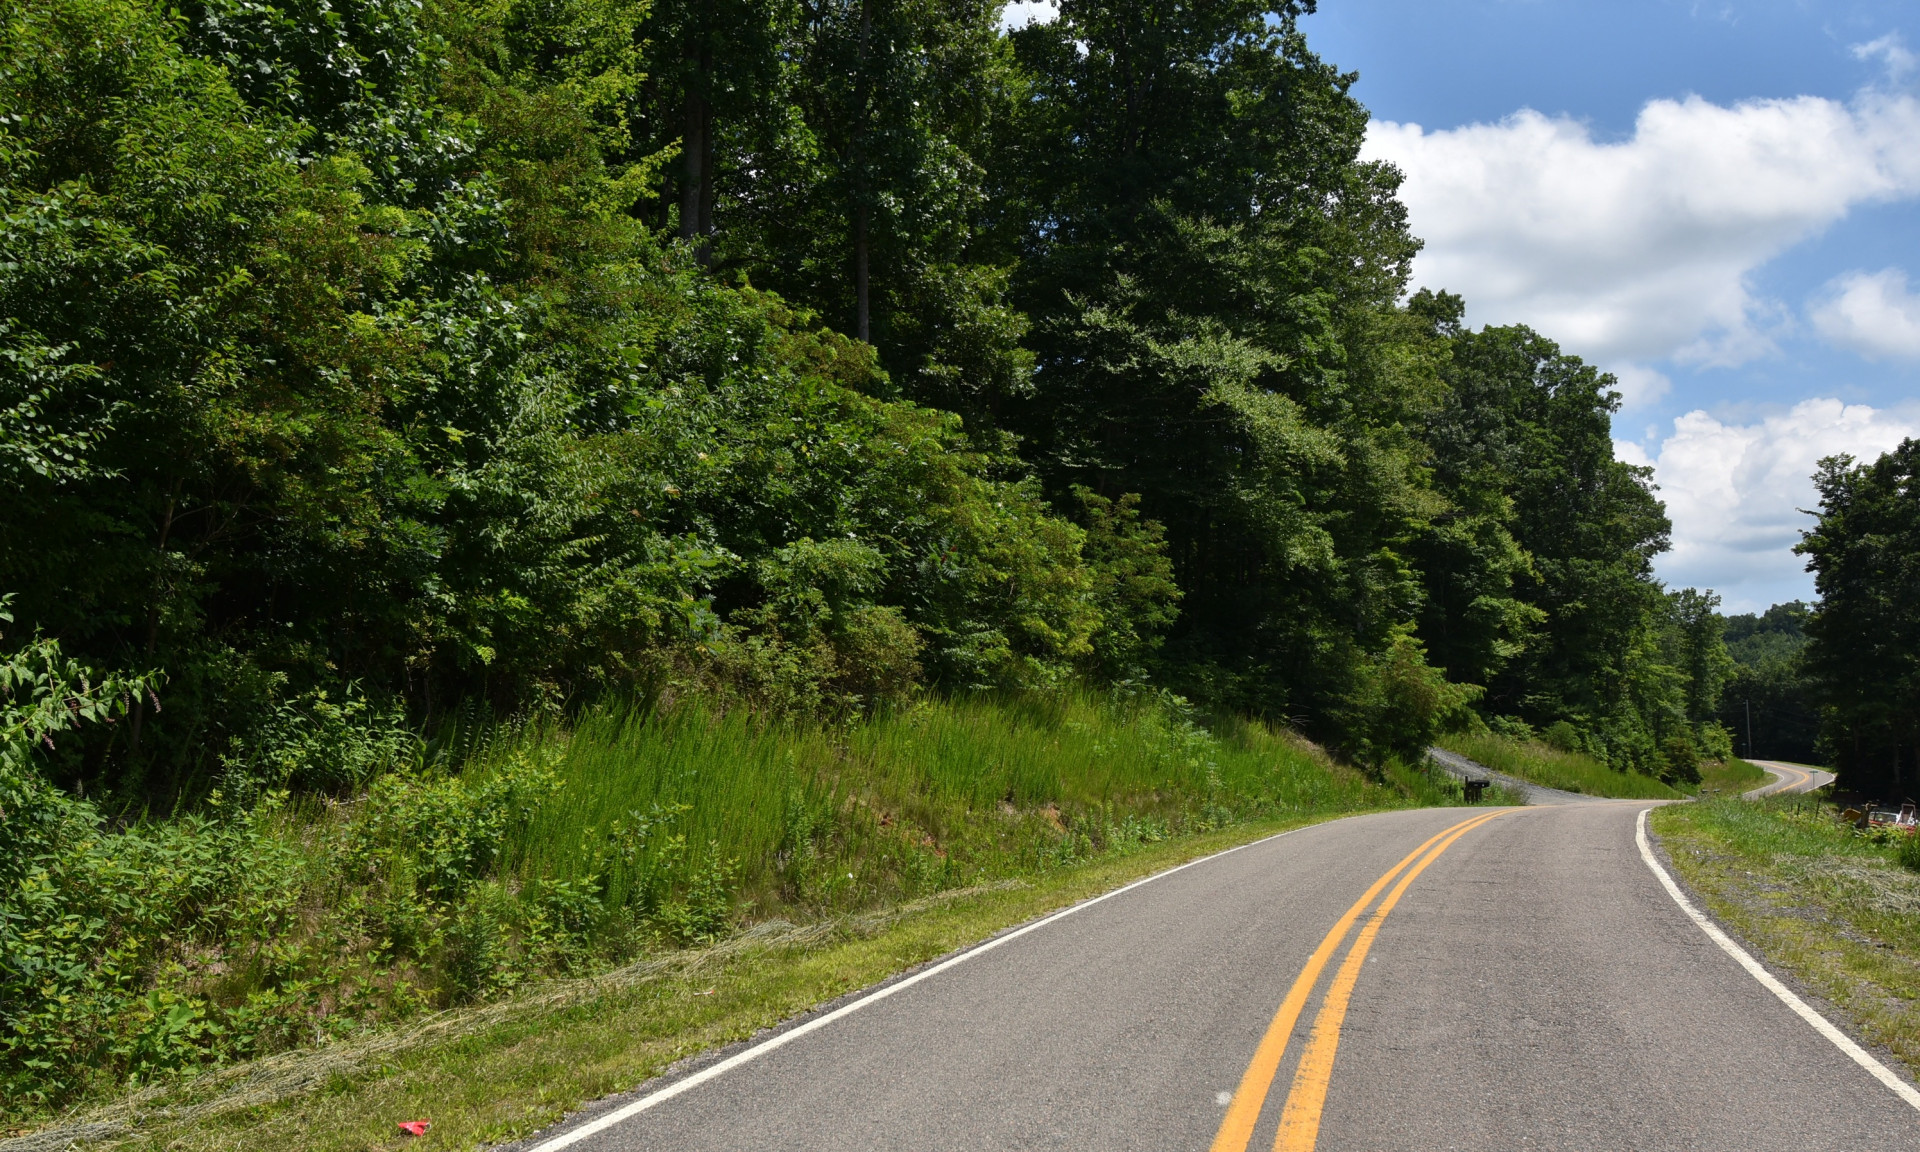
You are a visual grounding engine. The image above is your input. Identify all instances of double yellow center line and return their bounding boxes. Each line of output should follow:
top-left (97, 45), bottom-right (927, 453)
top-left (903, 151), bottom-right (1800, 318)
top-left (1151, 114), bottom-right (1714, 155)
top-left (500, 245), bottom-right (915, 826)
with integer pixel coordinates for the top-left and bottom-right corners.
top-left (1209, 809), bottom-right (1514, 1152)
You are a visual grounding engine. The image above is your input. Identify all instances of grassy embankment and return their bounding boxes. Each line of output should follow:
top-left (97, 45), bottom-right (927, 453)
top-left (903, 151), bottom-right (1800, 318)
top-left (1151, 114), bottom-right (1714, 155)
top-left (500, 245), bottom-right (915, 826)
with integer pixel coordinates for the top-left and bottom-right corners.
top-left (9, 691), bottom-right (1465, 1150)
top-left (1652, 795), bottom-right (1920, 1081)
top-left (1698, 756), bottom-right (1770, 796)
top-left (1436, 732), bottom-right (1684, 799)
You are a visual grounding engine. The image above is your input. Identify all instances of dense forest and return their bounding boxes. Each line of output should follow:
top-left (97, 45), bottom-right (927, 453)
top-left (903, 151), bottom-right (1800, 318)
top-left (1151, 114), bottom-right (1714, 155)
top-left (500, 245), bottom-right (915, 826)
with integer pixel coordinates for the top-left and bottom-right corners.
top-left (1716, 601), bottom-right (1819, 766)
top-left (1798, 440), bottom-right (1920, 794)
top-left (1, 0), bottom-right (1765, 1110)
top-left (0, 0), bottom-right (1721, 794)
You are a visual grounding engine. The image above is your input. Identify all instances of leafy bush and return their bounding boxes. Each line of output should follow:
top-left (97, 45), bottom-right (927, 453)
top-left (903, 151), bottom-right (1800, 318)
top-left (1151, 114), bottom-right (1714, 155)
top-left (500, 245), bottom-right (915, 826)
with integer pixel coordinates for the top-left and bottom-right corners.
top-left (1659, 732), bottom-right (1703, 786)
top-left (1542, 721), bottom-right (1584, 754)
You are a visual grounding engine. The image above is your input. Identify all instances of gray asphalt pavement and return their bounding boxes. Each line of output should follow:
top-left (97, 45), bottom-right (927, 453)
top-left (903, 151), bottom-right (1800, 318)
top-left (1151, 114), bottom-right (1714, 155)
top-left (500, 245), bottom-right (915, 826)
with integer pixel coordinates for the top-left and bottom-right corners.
top-left (520, 803), bottom-right (1920, 1151)
top-left (1745, 758), bottom-right (1837, 799)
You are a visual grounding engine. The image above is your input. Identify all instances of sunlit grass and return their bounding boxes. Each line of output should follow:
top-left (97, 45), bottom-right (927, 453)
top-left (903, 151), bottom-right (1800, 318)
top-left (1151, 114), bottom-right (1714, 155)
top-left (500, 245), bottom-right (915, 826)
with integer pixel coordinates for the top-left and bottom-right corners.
top-left (1697, 757), bottom-right (1770, 797)
top-left (498, 689), bottom-right (1421, 919)
top-left (1436, 732), bottom-right (1681, 799)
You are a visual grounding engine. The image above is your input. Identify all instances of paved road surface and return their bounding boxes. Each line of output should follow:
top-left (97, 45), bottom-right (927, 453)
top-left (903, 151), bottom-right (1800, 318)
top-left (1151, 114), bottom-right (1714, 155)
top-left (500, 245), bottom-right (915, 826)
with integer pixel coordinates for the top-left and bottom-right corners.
top-left (1745, 758), bottom-right (1837, 799)
top-left (516, 801), bottom-right (1920, 1151)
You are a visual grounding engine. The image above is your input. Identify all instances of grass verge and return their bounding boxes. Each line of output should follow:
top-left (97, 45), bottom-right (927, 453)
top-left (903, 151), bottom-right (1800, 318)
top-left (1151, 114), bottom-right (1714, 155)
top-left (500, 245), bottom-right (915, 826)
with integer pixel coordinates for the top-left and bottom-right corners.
top-left (1697, 757), bottom-right (1769, 797)
top-left (8, 689), bottom-right (1448, 1125)
top-left (12, 811), bottom-right (1382, 1152)
top-left (1437, 732), bottom-right (1681, 799)
top-left (1651, 795), bottom-right (1920, 1081)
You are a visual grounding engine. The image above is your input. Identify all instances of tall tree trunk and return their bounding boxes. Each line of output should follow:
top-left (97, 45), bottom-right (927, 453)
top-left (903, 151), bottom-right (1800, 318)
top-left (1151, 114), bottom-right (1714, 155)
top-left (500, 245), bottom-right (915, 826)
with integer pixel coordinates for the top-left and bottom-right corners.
top-left (852, 0), bottom-right (872, 342)
top-left (681, 85), bottom-right (712, 263)
top-left (129, 480), bottom-right (181, 755)
top-left (680, 91), bottom-right (703, 241)
top-left (854, 204), bottom-right (870, 343)
top-left (698, 87), bottom-right (716, 245)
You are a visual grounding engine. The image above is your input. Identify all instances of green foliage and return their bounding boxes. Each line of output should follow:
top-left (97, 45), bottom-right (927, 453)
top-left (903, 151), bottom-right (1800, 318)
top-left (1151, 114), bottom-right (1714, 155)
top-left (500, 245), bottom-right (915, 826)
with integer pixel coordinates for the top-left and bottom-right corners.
top-left (1438, 731), bottom-right (1681, 800)
top-left (1333, 629), bottom-right (1480, 769)
top-left (1659, 731), bottom-right (1702, 786)
top-left (1718, 603), bottom-right (1817, 763)
top-left (1797, 440), bottom-right (1920, 790)
top-left (228, 687), bottom-right (420, 793)
top-left (0, 689), bottom-right (1409, 1114)
top-left (1072, 487), bottom-right (1182, 679)
top-left (0, 0), bottom-right (1720, 1115)
top-left (1897, 829), bottom-right (1920, 874)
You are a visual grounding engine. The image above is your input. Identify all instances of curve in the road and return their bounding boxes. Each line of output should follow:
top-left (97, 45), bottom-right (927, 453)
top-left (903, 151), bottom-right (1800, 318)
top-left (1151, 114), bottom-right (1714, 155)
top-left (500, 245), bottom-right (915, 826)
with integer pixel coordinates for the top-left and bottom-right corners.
top-left (1744, 758), bottom-right (1837, 799)
top-left (512, 800), bottom-right (1920, 1152)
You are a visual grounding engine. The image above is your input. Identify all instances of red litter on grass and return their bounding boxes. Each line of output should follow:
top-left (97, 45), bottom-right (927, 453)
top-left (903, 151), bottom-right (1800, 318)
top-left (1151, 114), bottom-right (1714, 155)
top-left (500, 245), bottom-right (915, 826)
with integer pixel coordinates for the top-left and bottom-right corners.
top-left (398, 1120), bottom-right (431, 1137)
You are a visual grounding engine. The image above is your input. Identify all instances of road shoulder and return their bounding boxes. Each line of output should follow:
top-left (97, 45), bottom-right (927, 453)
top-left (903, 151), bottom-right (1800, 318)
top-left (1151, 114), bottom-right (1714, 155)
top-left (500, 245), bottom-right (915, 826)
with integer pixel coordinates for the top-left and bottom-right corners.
top-left (1648, 798), bottom-right (1920, 1090)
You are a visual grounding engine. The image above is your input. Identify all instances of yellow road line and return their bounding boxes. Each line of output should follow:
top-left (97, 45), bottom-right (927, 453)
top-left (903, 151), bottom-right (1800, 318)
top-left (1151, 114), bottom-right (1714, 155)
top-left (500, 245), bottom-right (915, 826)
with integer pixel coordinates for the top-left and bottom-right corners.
top-left (1208, 810), bottom-right (1508, 1152)
top-left (1270, 809), bottom-right (1514, 1151)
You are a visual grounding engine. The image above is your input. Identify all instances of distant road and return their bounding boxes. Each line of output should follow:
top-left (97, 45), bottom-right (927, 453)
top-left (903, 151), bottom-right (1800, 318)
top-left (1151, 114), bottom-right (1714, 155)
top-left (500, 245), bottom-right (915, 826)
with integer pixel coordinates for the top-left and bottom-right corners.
top-left (1746, 759), bottom-right (1837, 799)
top-left (515, 803), bottom-right (1919, 1152)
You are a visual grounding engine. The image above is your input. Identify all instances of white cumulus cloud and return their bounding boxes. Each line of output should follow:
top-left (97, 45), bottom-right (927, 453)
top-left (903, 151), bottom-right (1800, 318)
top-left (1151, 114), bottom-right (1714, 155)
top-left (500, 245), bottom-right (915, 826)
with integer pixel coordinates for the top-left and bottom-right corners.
top-left (1810, 267), bottom-right (1920, 360)
top-left (1364, 90), bottom-right (1920, 394)
top-left (1854, 33), bottom-right (1918, 82)
top-left (1622, 399), bottom-right (1920, 611)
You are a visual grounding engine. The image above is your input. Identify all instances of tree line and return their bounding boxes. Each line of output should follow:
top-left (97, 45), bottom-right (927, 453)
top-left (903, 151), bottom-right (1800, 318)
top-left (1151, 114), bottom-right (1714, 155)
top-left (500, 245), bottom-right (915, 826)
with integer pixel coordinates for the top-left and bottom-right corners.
top-left (0, 0), bottom-right (1728, 807)
top-left (1797, 440), bottom-right (1920, 794)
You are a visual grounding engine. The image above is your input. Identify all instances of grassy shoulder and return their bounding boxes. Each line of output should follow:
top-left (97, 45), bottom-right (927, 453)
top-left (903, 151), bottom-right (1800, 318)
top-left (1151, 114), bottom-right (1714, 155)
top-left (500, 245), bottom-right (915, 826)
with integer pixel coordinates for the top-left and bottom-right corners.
top-left (1437, 732), bottom-right (1682, 799)
top-left (1651, 796), bottom-right (1920, 1080)
top-left (7, 689), bottom-right (1470, 1144)
top-left (1698, 757), bottom-right (1770, 797)
top-left (26, 809), bottom-right (1405, 1152)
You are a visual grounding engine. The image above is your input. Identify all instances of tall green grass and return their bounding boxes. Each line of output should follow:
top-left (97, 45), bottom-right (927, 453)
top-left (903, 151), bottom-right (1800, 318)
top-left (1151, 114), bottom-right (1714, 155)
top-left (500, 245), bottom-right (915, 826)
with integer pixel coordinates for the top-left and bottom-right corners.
top-left (500, 690), bottom-right (1419, 917)
top-left (1438, 732), bottom-right (1682, 799)
top-left (7, 687), bottom-right (1445, 1119)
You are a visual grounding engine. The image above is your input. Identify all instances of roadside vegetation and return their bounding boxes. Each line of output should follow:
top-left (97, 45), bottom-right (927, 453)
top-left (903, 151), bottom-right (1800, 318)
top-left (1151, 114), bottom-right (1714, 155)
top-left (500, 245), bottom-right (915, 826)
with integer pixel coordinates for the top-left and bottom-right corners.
top-left (1437, 731), bottom-right (1683, 800)
top-left (1698, 756), bottom-right (1768, 796)
top-left (2, 686), bottom-right (1457, 1133)
top-left (1795, 442), bottom-right (1920, 792)
top-left (1653, 795), bottom-right (1920, 1083)
top-left (3, 814), bottom-right (1399, 1152)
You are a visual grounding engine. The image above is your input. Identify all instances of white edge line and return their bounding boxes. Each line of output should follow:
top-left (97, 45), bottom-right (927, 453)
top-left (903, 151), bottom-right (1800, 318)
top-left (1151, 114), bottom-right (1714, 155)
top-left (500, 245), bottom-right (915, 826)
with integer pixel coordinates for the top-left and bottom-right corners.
top-left (1635, 807), bottom-right (1920, 1113)
top-left (524, 819), bottom-right (1330, 1151)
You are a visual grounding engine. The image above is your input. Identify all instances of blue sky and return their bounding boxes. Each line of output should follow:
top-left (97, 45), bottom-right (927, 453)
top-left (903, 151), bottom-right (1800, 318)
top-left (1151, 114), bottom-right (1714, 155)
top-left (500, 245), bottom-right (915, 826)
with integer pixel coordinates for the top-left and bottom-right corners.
top-left (1297, 0), bottom-right (1920, 612)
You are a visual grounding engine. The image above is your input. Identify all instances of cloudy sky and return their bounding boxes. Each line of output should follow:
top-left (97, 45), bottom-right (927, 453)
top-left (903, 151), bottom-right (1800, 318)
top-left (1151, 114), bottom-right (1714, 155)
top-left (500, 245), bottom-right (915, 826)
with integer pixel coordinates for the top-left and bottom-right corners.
top-left (1003, 0), bottom-right (1920, 612)
top-left (1301, 0), bottom-right (1920, 612)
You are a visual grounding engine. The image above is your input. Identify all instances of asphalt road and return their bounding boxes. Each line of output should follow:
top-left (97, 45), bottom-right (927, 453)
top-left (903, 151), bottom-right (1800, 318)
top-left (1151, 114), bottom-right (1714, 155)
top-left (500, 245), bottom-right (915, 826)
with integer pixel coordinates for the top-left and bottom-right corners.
top-left (521, 802), bottom-right (1919, 1151)
top-left (1745, 758), bottom-right (1838, 799)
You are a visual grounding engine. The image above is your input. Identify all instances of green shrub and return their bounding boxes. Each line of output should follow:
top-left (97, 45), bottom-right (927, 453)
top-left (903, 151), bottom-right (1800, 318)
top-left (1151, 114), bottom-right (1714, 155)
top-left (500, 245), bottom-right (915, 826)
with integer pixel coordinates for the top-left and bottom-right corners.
top-left (1541, 720), bottom-right (1584, 754)
top-left (1660, 732), bottom-right (1703, 785)
top-left (1897, 831), bottom-right (1920, 874)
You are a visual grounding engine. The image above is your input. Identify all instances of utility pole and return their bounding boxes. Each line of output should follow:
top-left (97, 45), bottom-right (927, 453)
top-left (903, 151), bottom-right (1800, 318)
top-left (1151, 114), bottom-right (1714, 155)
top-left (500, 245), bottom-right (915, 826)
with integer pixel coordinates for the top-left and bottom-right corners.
top-left (1745, 699), bottom-right (1753, 760)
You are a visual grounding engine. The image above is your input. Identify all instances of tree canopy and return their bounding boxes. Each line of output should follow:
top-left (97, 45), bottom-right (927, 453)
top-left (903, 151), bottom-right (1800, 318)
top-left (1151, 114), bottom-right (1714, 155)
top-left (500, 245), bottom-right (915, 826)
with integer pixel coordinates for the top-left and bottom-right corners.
top-left (1799, 441), bottom-right (1920, 791)
top-left (0, 0), bottom-right (1711, 806)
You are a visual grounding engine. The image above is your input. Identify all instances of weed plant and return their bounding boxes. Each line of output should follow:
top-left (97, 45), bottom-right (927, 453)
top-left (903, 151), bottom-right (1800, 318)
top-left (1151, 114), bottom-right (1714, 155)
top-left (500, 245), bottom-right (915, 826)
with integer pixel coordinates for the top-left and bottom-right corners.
top-left (1438, 732), bottom-right (1681, 799)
